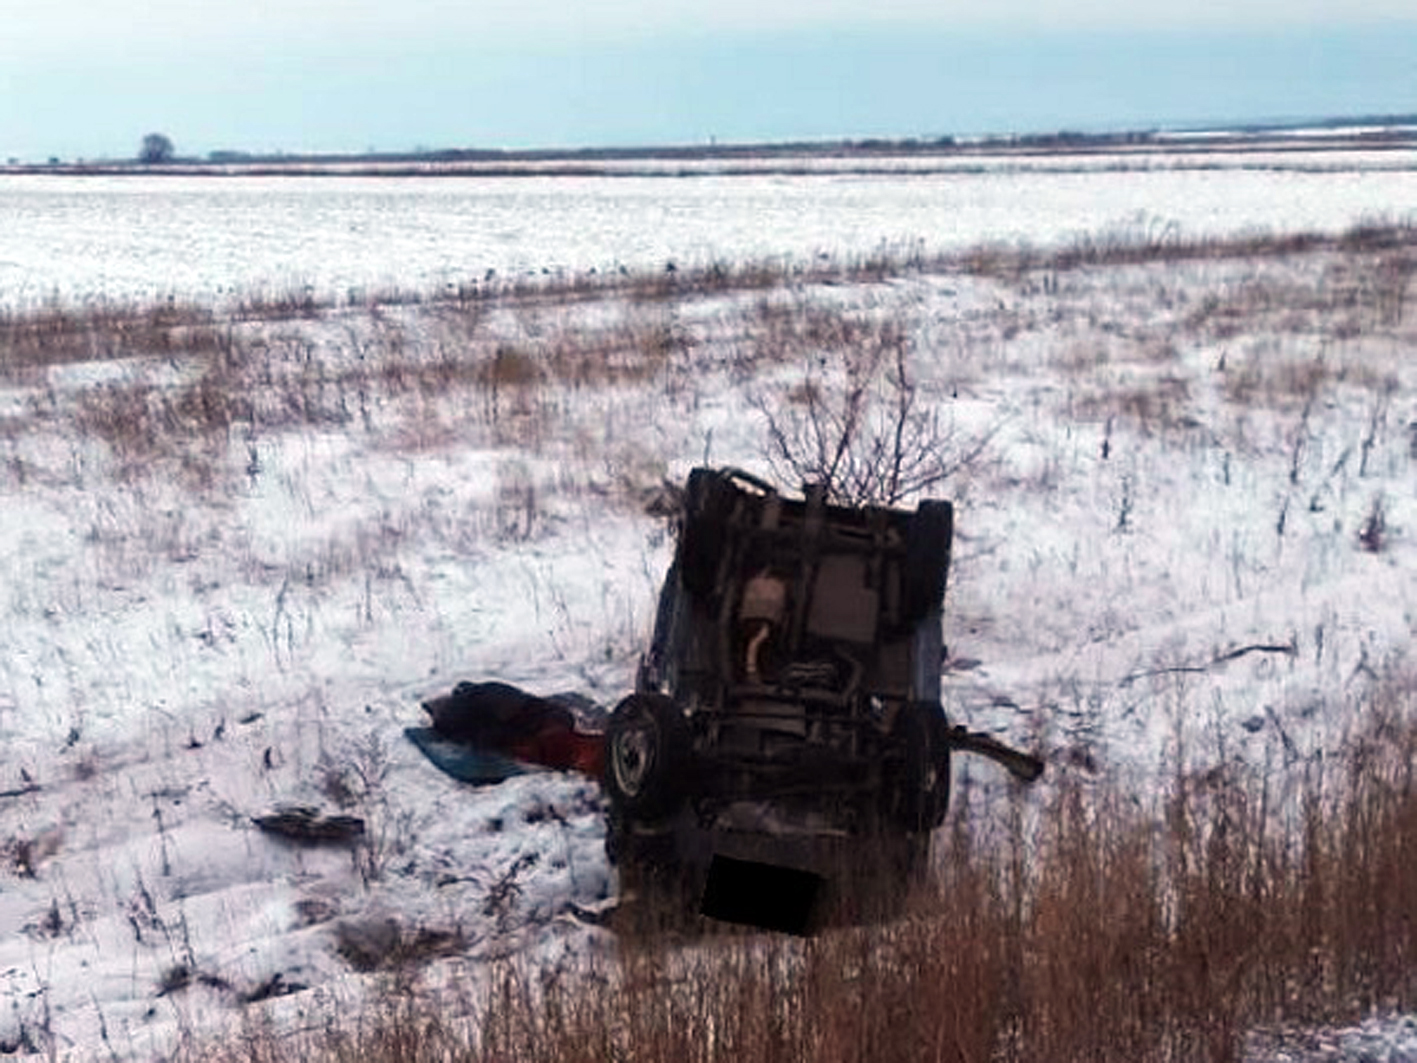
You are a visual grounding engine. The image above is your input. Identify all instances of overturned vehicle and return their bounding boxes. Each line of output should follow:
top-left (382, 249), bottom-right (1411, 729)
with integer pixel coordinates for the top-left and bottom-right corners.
top-left (604, 468), bottom-right (1043, 929)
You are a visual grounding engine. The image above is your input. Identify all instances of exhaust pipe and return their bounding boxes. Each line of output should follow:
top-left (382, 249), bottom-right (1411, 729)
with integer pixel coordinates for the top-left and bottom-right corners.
top-left (946, 725), bottom-right (1045, 784)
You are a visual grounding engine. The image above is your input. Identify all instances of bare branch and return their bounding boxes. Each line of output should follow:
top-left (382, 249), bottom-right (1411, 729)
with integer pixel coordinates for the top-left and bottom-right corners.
top-left (752, 310), bottom-right (997, 506)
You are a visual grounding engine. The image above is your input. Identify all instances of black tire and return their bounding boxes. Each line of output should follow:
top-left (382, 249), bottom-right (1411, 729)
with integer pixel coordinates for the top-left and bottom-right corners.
top-left (638, 561), bottom-right (684, 695)
top-left (604, 694), bottom-right (691, 821)
top-left (604, 808), bottom-right (676, 870)
top-left (883, 700), bottom-right (951, 832)
top-left (901, 500), bottom-right (953, 625)
top-left (679, 469), bottom-right (736, 600)
top-left (924, 703), bottom-right (955, 829)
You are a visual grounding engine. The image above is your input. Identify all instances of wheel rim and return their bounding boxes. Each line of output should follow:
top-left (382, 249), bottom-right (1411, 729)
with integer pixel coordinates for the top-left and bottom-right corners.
top-left (611, 712), bottom-right (656, 798)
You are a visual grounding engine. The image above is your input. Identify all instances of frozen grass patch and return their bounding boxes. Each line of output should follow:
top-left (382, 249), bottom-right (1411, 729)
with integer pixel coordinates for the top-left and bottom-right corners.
top-left (140, 679), bottom-right (1417, 1063)
top-left (3, 223), bottom-right (1417, 1058)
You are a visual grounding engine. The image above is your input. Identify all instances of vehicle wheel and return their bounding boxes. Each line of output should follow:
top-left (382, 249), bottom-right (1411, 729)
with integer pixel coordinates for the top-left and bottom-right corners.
top-left (883, 700), bottom-right (951, 832)
top-left (901, 500), bottom-right (952, 624)
top-left (604, 812), bottom-right (676, 871)
top-left (925, 706), bottom-right (954, 829)
top-left (680, 469), bottom-right (736, 600)
top-left (604, 693), bottom-right (690, 821)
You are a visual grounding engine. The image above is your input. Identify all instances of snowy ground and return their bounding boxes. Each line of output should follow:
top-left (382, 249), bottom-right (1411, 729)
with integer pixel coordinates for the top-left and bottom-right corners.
top-left (2, 221), bottom-right (1416, 1057)
top-left (2, 146), bottom-right (1414, 306)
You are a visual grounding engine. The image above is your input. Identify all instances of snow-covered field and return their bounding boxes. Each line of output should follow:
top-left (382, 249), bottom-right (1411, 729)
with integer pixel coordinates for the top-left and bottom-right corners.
top-left (2, 159), bottom-right (1416, 1058)
top-left (1, 146), bottom-right (1414, 307)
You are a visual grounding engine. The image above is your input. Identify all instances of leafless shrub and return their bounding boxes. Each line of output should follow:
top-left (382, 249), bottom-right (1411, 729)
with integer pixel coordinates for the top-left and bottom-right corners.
top-left (1049, 225), bottom-right (1337, 273)
top-left (753, 315), bottom-right (996, 506)
top-left (482, 852), bottom-right (539, 933)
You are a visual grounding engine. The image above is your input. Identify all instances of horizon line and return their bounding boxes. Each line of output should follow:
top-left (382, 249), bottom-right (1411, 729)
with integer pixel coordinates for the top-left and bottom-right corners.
top-left (8, 111), bottom-right (1417, 170)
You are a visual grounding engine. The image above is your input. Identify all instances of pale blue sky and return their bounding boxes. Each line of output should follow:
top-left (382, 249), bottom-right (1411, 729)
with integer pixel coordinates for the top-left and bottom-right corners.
top-left (1, 0), bottom-right (1414, 160)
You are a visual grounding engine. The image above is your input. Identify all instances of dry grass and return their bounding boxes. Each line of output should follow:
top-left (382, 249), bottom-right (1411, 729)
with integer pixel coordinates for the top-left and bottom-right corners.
top-left (1073, 375), bottom-right (1195, 437)
top-left (1, 220), bottom-right (1411, 500)
top-left (6, 221), bottom-right (1417, 1059)
top-left (4, 220), bottom-right (1410, 376)
top-left (0, 300), bottom-right (229, 376)
top-left (155, 679), bottom-right (1417, 1063)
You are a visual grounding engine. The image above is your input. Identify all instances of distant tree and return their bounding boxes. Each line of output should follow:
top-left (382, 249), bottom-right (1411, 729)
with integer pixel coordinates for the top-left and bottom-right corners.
top-left (139, 133), bottom-right (175, 164)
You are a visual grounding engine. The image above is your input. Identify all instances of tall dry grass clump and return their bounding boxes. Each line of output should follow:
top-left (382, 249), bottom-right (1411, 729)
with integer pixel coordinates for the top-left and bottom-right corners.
top-left (3, 219), bottom-right (1413, 491)
top-left (174, 679), bottom-right (1417, 1063)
